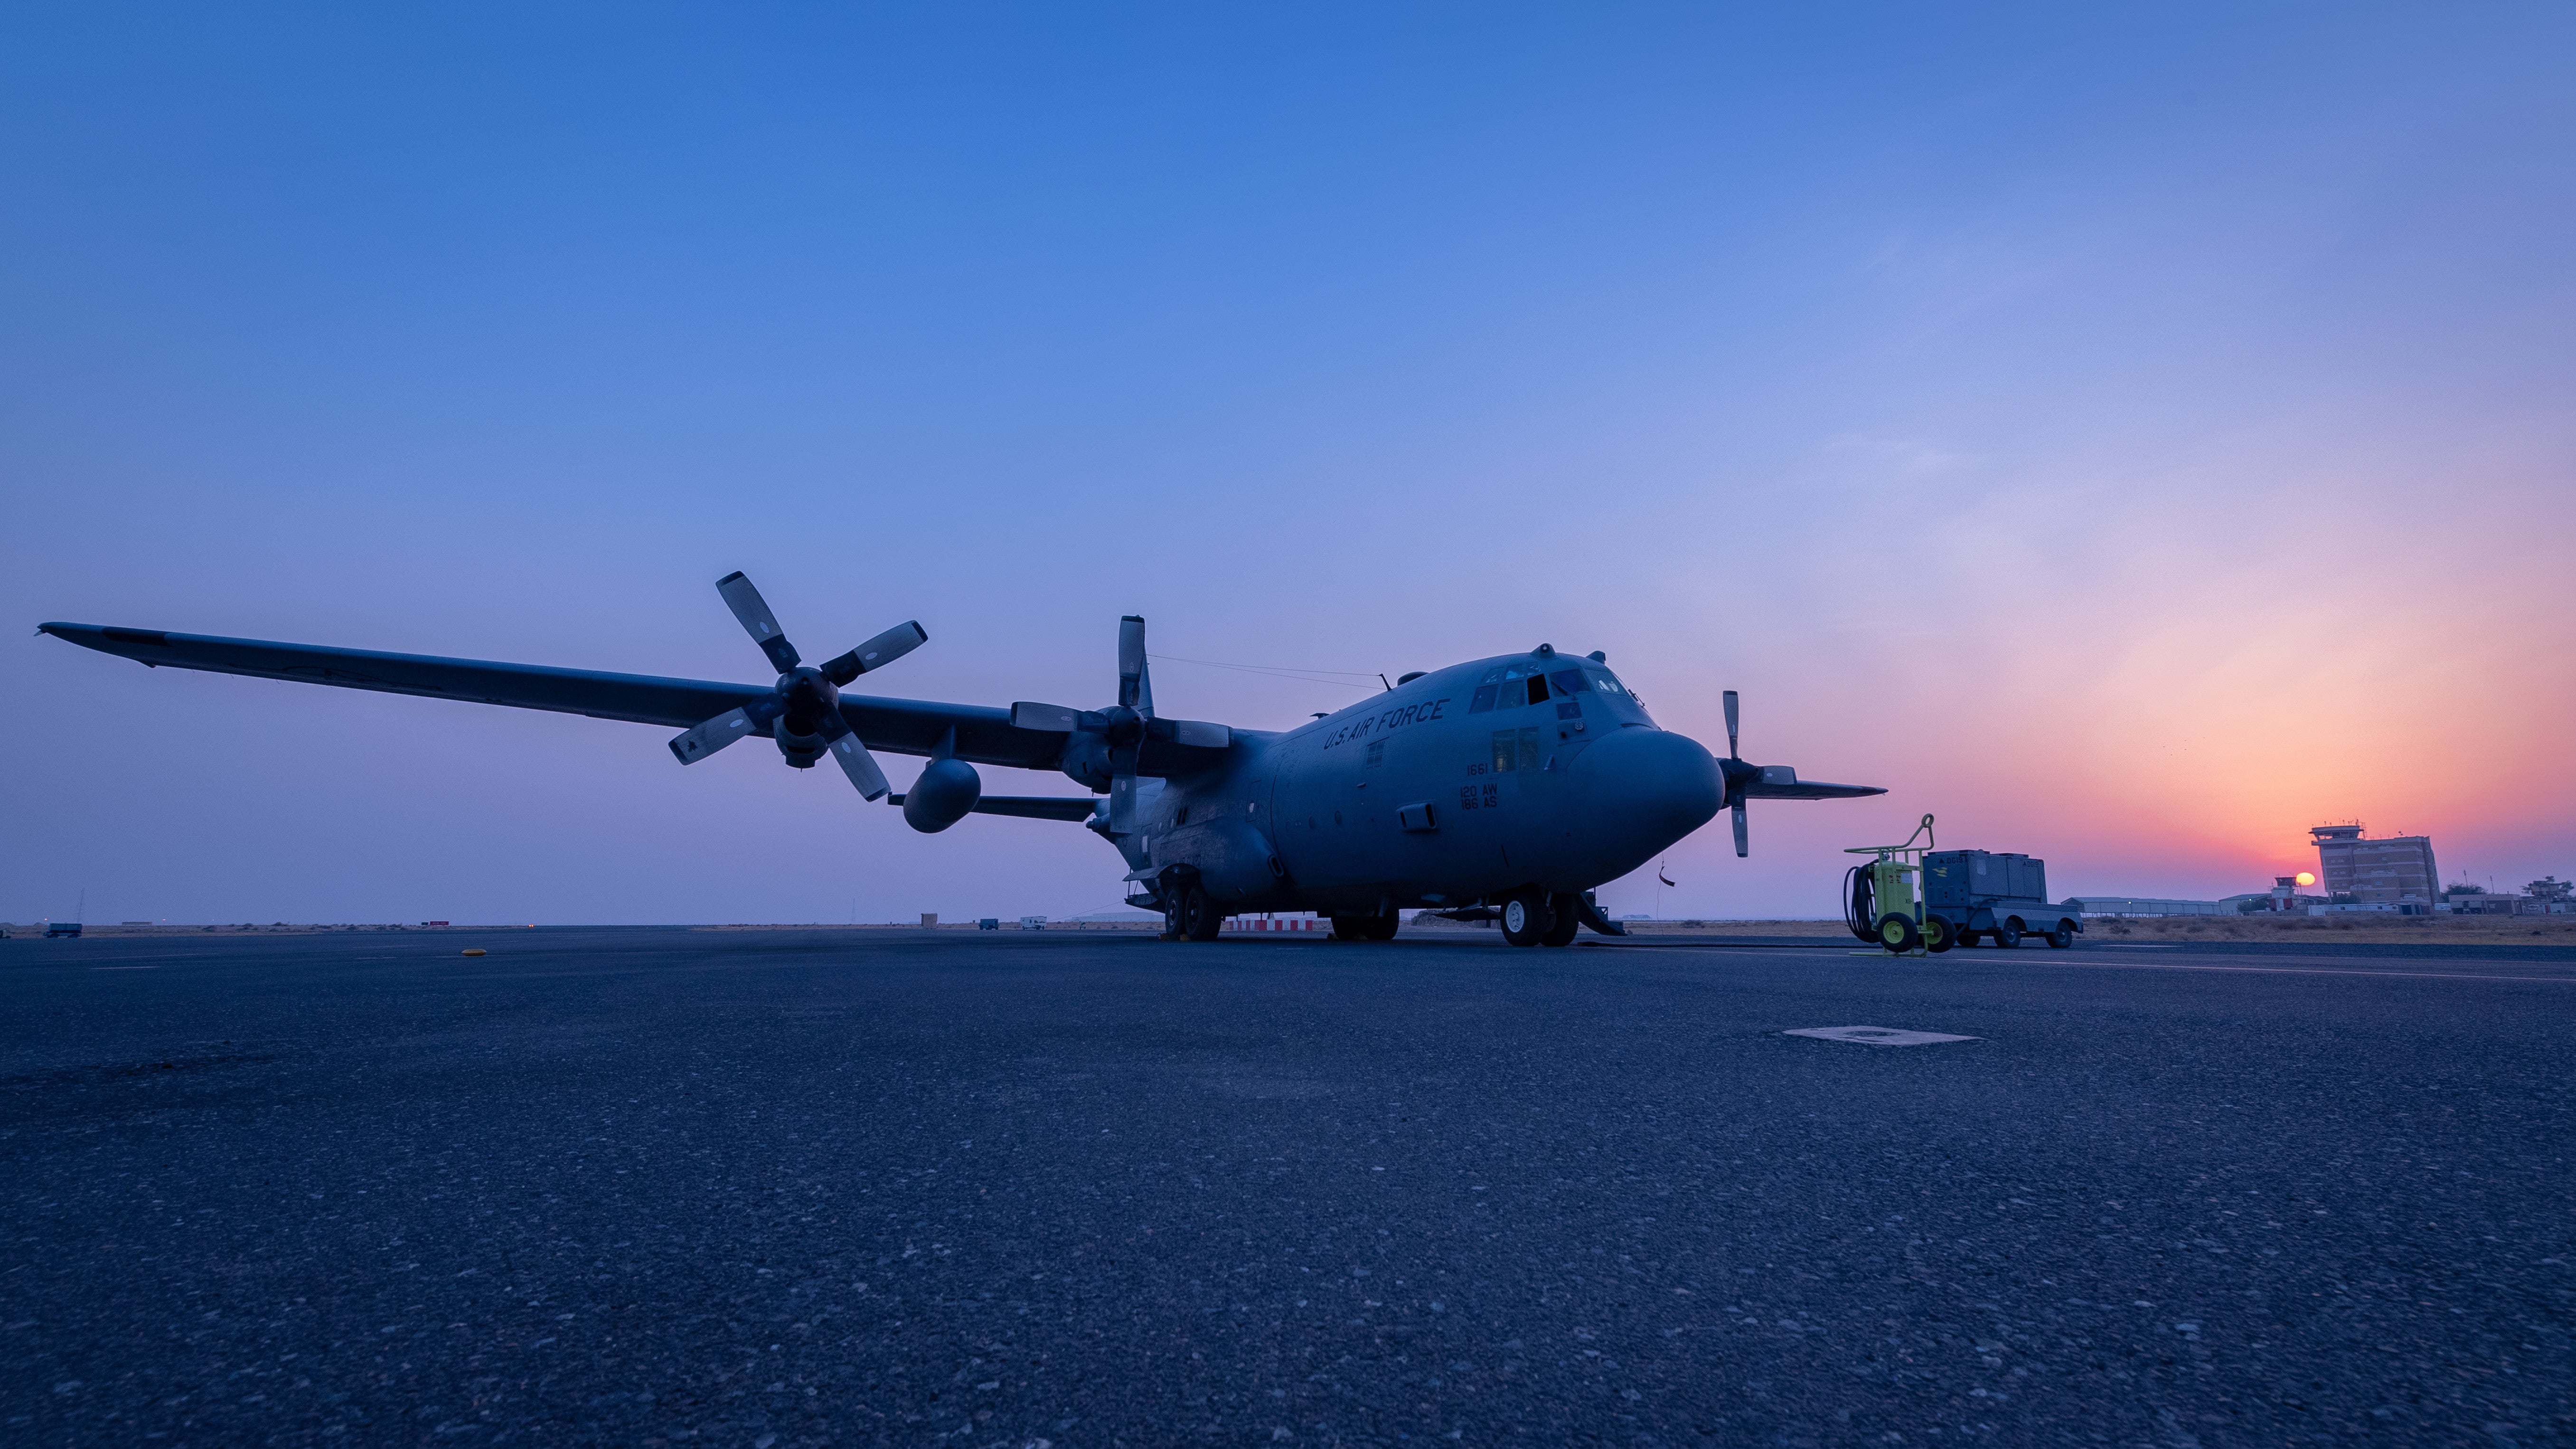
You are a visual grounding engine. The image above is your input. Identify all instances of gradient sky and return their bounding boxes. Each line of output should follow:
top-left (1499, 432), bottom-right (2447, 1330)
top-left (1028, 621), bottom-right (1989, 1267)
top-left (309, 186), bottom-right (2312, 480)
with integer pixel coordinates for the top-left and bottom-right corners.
top-left (6, 5), bottom-right (2571, 925)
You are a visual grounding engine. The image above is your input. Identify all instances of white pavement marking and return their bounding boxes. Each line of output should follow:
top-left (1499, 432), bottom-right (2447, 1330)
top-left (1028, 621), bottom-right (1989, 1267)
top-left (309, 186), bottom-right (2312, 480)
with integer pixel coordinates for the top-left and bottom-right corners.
top-left (1784, 1026), bottom-right (1979, 1047)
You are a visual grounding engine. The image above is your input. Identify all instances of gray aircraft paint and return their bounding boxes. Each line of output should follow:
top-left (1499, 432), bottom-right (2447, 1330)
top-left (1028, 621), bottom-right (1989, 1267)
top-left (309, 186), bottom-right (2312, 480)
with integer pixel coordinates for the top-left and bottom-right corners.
top-left (39, 611), bottom-right (1880, 928)
top-left (1120, 647), bottom-right (1737, 917)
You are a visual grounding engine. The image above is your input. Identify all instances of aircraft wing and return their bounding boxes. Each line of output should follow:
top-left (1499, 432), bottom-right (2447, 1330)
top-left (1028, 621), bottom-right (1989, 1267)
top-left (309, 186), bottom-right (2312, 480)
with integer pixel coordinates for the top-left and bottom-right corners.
top-left (889, 793), bottom-right (1102, 823)
top-left (38, 622), bottom-right (1072, 771)
top-left (1735, 778), bottom-right (1887, 801)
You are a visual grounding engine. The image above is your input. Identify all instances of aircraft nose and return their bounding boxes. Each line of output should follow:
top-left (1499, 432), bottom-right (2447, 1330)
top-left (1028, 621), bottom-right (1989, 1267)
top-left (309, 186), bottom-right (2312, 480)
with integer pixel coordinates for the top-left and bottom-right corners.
top-left (1575, 725), bottom-right (1722, 853)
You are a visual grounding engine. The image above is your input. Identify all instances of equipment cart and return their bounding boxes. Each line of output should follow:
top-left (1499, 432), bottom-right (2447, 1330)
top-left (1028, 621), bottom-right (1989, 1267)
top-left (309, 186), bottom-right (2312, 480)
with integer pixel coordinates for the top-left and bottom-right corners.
top-left (1843, 817), bottom-right (2087, 952)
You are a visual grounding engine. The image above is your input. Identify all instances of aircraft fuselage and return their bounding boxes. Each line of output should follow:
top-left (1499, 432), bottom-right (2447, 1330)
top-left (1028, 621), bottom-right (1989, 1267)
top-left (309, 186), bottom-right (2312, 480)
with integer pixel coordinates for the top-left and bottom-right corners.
top-left (1109, 646), bottom-right (1721, 918)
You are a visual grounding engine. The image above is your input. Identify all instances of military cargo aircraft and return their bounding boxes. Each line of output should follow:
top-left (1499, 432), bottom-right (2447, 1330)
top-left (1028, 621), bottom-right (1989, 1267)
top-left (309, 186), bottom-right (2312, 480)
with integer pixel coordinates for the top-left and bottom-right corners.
top-left (41, 574), bottom-right (1883, 945)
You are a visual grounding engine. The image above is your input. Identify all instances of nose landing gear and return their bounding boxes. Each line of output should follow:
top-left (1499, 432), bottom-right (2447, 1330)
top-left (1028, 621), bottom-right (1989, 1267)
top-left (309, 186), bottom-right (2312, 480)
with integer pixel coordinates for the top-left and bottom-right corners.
top-left (1499, 890), bottom-right (1582, 948)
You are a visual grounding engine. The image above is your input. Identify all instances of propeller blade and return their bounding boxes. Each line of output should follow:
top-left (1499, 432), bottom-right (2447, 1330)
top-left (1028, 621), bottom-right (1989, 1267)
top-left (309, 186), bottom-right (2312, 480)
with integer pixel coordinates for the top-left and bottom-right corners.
top-left (1011, 701), bottom-right (1092, 732)
top-left (716, 572), bottom-right (800, 673)
top-left (1118, 615), bottom-right (1151, 715)
top-left (819, 717), bottom-right (890, 800)
top-left (1732, 801), bottom-right (1749, 857)
top-left (1164, 718), bottom-right (1231, 749)
top-left (818, 621), bottom-right (927, 687)
top-left (1722, 689), bottom-right (1740, 760)
top-left (1109, 772), bottom-right (1140, 833)
top-left (668, 705), bottom-right (761, 765)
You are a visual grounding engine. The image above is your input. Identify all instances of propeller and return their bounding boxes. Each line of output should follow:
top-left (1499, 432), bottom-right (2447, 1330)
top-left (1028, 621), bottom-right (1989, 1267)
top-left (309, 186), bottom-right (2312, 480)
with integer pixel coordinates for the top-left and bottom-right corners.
top-left (665, 571), bottom-right (926, 801)
top-left (1722, 688), bottom-right (1750, 857)
top-left (1008, 614), bottom-right (1231, 832)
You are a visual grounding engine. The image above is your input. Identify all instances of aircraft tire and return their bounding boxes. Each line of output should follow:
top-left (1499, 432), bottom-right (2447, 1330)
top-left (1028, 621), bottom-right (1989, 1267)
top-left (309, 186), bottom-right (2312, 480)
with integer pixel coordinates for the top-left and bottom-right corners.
top-left (1329, 915), bottom-right (1372, 941)
top-left (1500, 893), bottom-right (1551, 948)
top-left (1160, 898), bottom-right (1185, 941)
top-left (1874, 913), bottom-right (1922, 953)
top-left (1539, 894), bottom-right (1581, 948)
top-left (1182, 886), bottom-right (1225, 942)
top-left (1361, 913), bottom-right (1399, 941)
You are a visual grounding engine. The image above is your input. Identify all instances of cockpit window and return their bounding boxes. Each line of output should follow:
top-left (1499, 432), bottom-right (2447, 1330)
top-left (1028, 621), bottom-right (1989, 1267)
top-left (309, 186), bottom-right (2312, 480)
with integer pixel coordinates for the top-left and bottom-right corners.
top-left (1580, 667), bottom-right (1653, 724)
top-left (1474, 659), bottom-right (1613, 714)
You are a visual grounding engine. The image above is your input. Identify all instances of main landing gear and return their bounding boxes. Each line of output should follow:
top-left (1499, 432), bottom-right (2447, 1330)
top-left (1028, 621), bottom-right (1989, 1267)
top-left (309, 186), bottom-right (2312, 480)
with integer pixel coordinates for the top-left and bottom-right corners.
top-left (1160, 883), bottom-right (1225, 942)
top-left (1330, 913), bottom-right (1398, 941)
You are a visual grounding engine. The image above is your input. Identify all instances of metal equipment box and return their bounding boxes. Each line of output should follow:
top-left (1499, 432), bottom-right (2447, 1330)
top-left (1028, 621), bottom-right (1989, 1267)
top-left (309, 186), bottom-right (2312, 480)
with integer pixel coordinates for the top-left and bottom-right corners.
top-left (1924, 850), bottom-right (2048, 907)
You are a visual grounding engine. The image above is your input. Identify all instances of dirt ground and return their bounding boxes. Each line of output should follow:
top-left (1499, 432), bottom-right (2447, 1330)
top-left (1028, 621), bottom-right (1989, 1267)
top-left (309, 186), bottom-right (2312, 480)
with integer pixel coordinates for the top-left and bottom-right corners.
top-left (2081, 912), bottom-right (2576, 946)
top-left (1615, 913), bottom-right (2576, 946)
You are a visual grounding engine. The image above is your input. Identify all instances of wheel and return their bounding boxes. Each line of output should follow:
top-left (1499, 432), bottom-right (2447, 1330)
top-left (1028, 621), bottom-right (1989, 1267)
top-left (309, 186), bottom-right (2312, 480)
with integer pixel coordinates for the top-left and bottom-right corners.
top-left (1954, 929), bottom-right (1982, 948)
top-left (1361, 913), bottom-right (1399, 941)
top-left (1329, 915), bottom-right (1369, 941)
top-left (1922, 915), bottom-right (1954, 954)
top-left (1160, 897), bottom-right (1185, 942)
top-left (1500, 892), bottom-right (1551, 948)
top-left (1992, 920), bottom-right (2024, 949)
top-left (2045, 920), bottom-right (2076, 949)
top-left (1874, 912), bottom-right (1922, 954)
top-left (1539, 894), bottom-right (1581, 948)
top-left (1181, 885), bottom-right (1225, 942)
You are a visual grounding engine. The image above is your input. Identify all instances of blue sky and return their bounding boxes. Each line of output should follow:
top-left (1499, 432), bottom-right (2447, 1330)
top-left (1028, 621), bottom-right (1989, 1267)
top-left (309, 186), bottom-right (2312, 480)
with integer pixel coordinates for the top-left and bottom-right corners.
top-left (6, 5), bottom-right (2570, 923)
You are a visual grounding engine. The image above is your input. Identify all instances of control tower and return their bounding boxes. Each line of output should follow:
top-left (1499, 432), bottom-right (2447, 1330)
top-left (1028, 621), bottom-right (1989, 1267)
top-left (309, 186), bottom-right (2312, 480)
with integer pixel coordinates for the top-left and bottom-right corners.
top-left (2310, 824), bottom-right (2439, 907)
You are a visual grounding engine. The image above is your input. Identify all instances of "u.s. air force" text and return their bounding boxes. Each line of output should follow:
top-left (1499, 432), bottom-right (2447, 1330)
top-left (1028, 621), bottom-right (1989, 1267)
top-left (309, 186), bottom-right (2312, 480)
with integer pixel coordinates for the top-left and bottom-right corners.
top-left (1322, 697), bottom-right (1451, 750)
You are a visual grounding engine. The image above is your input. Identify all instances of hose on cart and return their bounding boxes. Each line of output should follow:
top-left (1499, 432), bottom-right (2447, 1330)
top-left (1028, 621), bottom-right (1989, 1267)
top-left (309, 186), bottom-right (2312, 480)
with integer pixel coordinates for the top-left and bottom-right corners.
top-left (1843, 863), bottom-right (1877, 941)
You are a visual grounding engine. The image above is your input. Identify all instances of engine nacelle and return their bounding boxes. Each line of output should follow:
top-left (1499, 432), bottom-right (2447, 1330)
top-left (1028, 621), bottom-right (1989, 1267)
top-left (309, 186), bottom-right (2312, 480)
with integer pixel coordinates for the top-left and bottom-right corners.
top-left (772, 668), bottom-right (838, 769)
top-left (903, 757), bottom-right (983, 833)
top-left (774, 724), bottom-right (827, 769)
top-left (1057, 734), bottom-right (1113, 792)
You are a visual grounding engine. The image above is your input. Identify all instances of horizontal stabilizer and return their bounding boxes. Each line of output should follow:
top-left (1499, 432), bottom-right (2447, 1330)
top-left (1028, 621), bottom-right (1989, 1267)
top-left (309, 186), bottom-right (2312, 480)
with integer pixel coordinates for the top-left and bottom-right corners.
top-left (886, 792), bottom-right (1101, 823)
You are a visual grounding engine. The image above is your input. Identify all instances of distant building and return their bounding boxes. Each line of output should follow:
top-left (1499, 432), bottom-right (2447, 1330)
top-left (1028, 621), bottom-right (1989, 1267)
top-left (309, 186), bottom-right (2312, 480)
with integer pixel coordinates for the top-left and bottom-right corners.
top-left (2070, 896), bottom-right (2233, 918)
top-left (2311, 824), bottom-right (2438, 908)
top-left (2238, 876), bottom-right (2328, 913)
top-left (2446, 878), bottom-right (2574, 916)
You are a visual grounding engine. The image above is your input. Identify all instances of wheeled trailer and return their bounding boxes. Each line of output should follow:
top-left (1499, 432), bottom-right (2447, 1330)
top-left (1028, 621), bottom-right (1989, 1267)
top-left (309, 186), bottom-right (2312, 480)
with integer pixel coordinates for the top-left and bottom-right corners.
top-left (1921, 850), bottom-right (2084, 949)
top-left (1843, 818), bottom-right (2086, 953)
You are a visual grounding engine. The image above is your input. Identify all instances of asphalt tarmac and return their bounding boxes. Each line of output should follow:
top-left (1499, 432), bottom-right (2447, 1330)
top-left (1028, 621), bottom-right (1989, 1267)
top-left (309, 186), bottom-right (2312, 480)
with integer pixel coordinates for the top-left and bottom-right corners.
top-left (6, 927), bottom-right (2571, 1447)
